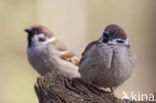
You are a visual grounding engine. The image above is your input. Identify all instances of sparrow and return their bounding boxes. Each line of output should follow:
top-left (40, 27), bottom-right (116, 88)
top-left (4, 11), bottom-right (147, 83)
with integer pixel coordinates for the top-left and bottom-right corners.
top-left (78, 24), bottom-right (136, 96)
top-left (25, 24), bottom-right (80, 78)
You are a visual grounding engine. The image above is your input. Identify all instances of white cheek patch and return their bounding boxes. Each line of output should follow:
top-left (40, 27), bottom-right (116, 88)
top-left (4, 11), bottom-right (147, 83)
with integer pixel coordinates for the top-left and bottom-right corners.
top-left (125, 38), bottom-right (129, 45)
top-left (32, 35), bottom-right (39, 43)
top-left (32, 33), bottom-right (46, 44)
top-left (38, 33), bottom-right (46, 39)
top-left (38, 33), bottom-right (56, 44)
top-left (31, 33), bottom-right (56, 46)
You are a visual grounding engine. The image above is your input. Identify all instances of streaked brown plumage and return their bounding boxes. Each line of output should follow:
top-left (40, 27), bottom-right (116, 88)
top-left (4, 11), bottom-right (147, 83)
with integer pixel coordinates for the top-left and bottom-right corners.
top-left (25, 25), bottom-right (80, 78)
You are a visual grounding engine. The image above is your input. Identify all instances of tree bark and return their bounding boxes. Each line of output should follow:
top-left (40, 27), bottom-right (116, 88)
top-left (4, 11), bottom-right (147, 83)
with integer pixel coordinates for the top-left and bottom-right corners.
top-left (34, 71), bottom-right (156, 103)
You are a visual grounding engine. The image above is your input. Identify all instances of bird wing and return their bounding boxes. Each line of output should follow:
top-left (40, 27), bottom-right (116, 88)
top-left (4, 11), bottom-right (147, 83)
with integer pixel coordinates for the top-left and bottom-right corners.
top-left (51, 39), bottom-right (80, 66)
top-left (79, 40), bottom-right (97, 65)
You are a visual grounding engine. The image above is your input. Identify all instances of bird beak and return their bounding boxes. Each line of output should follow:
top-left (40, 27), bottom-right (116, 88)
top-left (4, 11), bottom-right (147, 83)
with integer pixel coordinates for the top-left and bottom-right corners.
top-left (97, 35), bottom-right (109, 44)
top-left (103, 31), bottom-right (110, 38)
top-left (24, 28), bottom-right (32, 33)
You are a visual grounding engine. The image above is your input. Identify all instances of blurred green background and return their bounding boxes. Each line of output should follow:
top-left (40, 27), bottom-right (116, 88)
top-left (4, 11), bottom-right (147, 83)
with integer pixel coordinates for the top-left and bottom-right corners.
top-left (0, 0), bottom-right (156, 103)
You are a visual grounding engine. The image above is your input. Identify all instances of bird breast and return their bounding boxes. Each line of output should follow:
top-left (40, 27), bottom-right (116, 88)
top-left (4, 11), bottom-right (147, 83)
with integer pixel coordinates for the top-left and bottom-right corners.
top-left (79, 44), bottom-right (136, 88)
top-left (27, 45), bottom-right (57, 75)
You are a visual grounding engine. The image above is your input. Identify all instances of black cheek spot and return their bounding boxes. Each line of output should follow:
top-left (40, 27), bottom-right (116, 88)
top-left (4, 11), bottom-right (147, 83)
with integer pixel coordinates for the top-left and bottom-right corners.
top-left (39, 37), bottom-right (46, 42)
top-left (116, 40), bottom-right (124, 43)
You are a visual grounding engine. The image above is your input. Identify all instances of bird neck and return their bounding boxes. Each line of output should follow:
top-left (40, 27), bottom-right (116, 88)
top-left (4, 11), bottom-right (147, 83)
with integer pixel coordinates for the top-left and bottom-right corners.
top-left (45, 37), bottom-right (56, 44)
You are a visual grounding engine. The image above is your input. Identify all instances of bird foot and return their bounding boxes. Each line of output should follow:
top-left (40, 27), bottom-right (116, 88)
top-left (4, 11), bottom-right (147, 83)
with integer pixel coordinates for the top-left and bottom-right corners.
top-left (110, 92), bottom-right (118, 100)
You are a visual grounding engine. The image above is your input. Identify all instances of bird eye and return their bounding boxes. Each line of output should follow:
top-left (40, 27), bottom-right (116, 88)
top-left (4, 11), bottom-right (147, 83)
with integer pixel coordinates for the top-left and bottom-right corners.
top-left (116, 40), bottom-right (124, 43)
top-left (113, 34), bottom-right (118, 38)
top-left (33, 29), bottom-right (41, 34)
top-left (39, 37), bottom-right (46, 42)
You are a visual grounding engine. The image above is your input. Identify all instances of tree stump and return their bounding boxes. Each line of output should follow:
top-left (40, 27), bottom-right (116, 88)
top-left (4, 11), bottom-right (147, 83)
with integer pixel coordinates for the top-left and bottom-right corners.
top-left (34, 71), bottom-right (156, 103)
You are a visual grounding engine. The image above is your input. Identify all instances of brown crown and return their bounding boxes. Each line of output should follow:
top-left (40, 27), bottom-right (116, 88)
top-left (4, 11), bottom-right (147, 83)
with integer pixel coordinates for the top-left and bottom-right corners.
top-left (104, 24), bottom-right (127, 40)
top-left (29, 24), bottom-right (54, 38)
